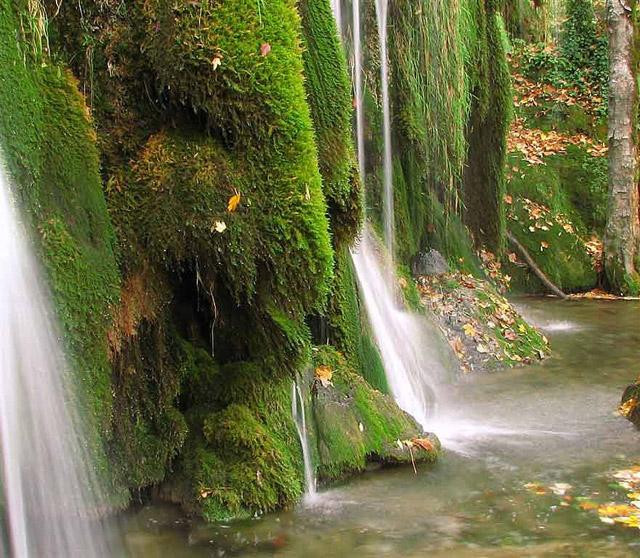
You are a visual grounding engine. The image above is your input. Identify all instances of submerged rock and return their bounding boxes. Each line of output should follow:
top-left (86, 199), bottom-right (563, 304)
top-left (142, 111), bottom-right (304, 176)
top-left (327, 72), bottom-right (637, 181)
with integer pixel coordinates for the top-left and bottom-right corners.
top-left (412, 249), bottom-right (450, 277)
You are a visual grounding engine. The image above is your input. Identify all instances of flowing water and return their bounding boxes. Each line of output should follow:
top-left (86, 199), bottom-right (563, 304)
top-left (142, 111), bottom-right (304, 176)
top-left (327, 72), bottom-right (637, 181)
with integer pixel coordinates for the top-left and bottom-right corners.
top-left (351, 0), bottom-right (365, 184)
top-left (291, 380), bottom-right (317, 504)
top-left (351, 229), bottom-right (454, 428)
top-left (374, 0), bottom-right (394, 258)
top-left (121, 299), bottom-right (640, 556)
top-left (0, 163), bottom-right (112, 557)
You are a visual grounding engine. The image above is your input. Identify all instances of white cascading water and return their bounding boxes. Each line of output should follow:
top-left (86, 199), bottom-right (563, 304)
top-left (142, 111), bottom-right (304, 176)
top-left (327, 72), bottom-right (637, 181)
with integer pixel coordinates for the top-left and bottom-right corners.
top-left (349, 0), bottom-right (452, 432)
top-left (375, 0), bottom-right (394, 258)
top-left (0, 160), bottom-right (112, 557)
top-left (352, 230), bottom-right (453, 429)
top-left (291, 379), bottom-right (317, 503)
top-left (352, 0), bottom-right (365, 183)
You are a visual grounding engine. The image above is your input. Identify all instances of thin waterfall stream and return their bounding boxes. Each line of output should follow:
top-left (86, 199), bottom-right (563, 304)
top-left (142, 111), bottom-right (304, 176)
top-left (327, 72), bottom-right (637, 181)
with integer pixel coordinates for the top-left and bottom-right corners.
top-left (291, 379), bottom-right (317, 504)
top-left (0, 160), bottom-right (113, 557)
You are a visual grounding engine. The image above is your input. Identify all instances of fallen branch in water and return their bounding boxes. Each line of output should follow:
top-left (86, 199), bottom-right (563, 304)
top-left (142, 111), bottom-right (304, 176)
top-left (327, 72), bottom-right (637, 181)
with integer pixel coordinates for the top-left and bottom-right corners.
top-left (507, 231), bottom-right (568, 299)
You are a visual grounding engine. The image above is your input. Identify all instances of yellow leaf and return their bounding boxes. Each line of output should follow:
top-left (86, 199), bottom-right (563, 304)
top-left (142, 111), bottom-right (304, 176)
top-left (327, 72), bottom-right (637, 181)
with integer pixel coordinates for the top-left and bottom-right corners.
top-left (462, 323), bottom-right (477, 337)
top-left (315, 365), bottom-right (333, 387)
top-left (227, 192), bottom-right (241, 212)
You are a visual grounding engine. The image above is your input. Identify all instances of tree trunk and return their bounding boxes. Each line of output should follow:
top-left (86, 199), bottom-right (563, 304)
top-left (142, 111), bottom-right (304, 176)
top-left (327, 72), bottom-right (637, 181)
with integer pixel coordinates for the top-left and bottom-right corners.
top-left (604, 0), bottom-right (640, 294)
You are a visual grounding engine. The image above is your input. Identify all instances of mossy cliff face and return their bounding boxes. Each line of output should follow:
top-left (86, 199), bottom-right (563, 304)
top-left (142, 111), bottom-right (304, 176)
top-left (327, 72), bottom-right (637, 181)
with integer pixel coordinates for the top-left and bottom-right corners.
top-left (358, 0), bottom-right (512, 266)
top-left (23, 0), bottom-right (432, 520)
top-left (0, 0), bottom-right (125, 503)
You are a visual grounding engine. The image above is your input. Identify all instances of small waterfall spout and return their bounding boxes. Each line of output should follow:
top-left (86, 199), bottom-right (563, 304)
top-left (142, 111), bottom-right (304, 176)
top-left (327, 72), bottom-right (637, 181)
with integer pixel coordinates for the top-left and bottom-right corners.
top-left (0, 160), bottom-right (112, 557)
top-left (291, 379), bottom-right (317, 503)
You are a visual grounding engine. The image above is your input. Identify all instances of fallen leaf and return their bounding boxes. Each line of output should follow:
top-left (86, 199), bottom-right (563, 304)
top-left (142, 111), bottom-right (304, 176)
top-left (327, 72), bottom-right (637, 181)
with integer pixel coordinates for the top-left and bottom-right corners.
top-left (260, 43), bottom-right (271, 56)
top-left (315, 365), bottom-right (333, 387)
top-left (227, 191), bottom-right (241, 212)
top-left (462, 323), bottom-right (477, 337)
top-left (212, 221), bottom-right (227, 233)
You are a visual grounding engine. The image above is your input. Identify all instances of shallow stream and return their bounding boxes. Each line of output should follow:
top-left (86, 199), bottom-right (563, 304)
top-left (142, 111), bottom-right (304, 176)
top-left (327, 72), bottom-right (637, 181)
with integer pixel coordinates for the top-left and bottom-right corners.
top-left (121, 299), bottom-right (640, 557)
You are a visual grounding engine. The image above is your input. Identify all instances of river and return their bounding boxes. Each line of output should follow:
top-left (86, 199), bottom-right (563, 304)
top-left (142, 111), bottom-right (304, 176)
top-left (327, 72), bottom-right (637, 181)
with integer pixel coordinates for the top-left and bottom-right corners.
top-left (120, 299), bottom-right (640, 557)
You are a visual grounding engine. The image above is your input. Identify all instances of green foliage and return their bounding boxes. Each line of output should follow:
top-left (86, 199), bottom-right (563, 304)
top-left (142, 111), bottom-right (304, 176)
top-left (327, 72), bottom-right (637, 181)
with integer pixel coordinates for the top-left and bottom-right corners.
top-left (505, 153), bottom-right (598, 292)
top-left (513, 1), bottom-right (608, 110)
top-left (0, 0), bottom-right (125, 503)
top-left (299, 0), bottom-right (362, 245)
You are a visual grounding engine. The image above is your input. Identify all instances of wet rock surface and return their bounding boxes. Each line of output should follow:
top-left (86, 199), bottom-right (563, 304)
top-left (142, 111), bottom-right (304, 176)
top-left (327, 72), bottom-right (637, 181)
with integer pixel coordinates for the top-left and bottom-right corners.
top-left (412, 249), bottom-right (450, 277)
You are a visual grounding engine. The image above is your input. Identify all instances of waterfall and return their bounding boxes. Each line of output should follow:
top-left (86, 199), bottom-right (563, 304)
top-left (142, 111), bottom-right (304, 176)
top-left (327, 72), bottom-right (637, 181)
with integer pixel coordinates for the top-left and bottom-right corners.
top-left (351, 230), bottom-right (453, 429)
top-left (291, 379), bottom-right (317, 503)
top-left (348, 0), bottom-right (453, 432)
top-left (352, 0), bottom-right (365, 183)
top-left (0, 161), bottom-right (112, 556)
top-left (375, 0), bottom-right (394, 259)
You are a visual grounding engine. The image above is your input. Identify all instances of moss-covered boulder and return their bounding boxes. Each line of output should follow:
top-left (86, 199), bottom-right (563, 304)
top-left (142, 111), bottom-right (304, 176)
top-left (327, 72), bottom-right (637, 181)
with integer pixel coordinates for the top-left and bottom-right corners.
top-left (162, 345), bottom-right (304, 521)
top-left (311, 346), bottom-right (440, 481)
top-left (505, 152), bottom-right (600, 294)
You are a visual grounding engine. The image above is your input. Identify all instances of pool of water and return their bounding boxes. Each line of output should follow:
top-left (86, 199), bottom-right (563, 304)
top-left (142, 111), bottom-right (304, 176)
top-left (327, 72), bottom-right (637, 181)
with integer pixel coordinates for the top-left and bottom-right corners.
top-left (119, 299), bottom-right (640, 557)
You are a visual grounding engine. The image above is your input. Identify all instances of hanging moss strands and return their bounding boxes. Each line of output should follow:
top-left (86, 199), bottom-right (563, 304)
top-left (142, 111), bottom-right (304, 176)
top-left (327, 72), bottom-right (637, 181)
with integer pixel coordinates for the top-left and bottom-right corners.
top-left (462, 2), bottom-right (512, 253)
top-left (299, 0), bottom-right (363, 246)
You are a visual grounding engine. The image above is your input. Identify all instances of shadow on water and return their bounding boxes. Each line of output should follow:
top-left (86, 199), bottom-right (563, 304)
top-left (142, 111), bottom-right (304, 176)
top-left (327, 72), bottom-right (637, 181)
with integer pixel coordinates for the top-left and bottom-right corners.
top-left (121, 299), bottom-right (640, 557)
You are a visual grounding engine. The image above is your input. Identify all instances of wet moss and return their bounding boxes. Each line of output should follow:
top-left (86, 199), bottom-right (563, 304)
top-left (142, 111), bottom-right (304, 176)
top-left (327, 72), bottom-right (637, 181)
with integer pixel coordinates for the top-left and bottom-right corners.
top-left (299, 0), bottom-right (363, 245)
top-left (311, 346), bottom-right (437, 482)
top-left (164, 347), bottom-right (304, 521)
top-left (0, 0), bottom-right (125, 503)
top-left (463, 7), bottom-right (512, 253)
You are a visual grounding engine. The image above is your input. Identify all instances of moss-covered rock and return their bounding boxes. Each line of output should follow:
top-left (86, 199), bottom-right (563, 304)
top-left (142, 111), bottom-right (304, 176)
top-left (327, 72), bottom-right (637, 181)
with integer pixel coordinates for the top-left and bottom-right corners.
top-left (311, 346), bottom-right (439, 481)
top-left (300, 0), bottom-right (362, 245)
top-left (504, 153), bottom-right (600, 293)
top-left (162, 346), bottom-right (304, 521)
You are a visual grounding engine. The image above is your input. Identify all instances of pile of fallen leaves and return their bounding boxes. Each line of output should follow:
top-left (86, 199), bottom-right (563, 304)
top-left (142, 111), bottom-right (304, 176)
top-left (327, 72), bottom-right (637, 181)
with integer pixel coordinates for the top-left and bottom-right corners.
top-left (507, 117), bottom-right (606, 166)
top-left (511, 72), bottom-right (604, 116)
top-left (478, 249), bottom-right (511, 292)
top-left (418, 272), bottom-right (549, 373)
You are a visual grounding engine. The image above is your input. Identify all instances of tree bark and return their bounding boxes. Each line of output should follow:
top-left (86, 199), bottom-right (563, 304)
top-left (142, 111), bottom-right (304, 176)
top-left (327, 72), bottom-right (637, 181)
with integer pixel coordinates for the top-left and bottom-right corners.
top-left (604, 0), bottom-right (640, 294)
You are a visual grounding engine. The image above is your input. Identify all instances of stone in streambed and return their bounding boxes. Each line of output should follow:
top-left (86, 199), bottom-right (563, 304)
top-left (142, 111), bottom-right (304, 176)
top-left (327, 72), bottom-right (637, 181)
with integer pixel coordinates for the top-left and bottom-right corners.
top-left (620, 382), bottom-right (640, 428)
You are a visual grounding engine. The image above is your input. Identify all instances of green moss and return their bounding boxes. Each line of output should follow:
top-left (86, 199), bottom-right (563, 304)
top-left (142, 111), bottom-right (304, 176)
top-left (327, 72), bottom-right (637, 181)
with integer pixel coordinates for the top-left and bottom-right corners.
top-left (0, 0), bottom-right (125, 503)
top-left (165, 349), bottom-right (304, 521)
top-left (505, 153), bottom-right (598, 293)
top-left (463, 6), bottom-right (511, 253)
top-left (299, 0), bottom-right (362, 245)
top-left (311, 346), bottom-right (436, 481)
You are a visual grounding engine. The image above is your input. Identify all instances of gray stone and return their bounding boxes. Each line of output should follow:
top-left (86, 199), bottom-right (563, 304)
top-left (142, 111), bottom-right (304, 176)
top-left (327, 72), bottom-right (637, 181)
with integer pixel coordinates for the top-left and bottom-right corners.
top-left (412, 249), bottom-right (449, 277)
